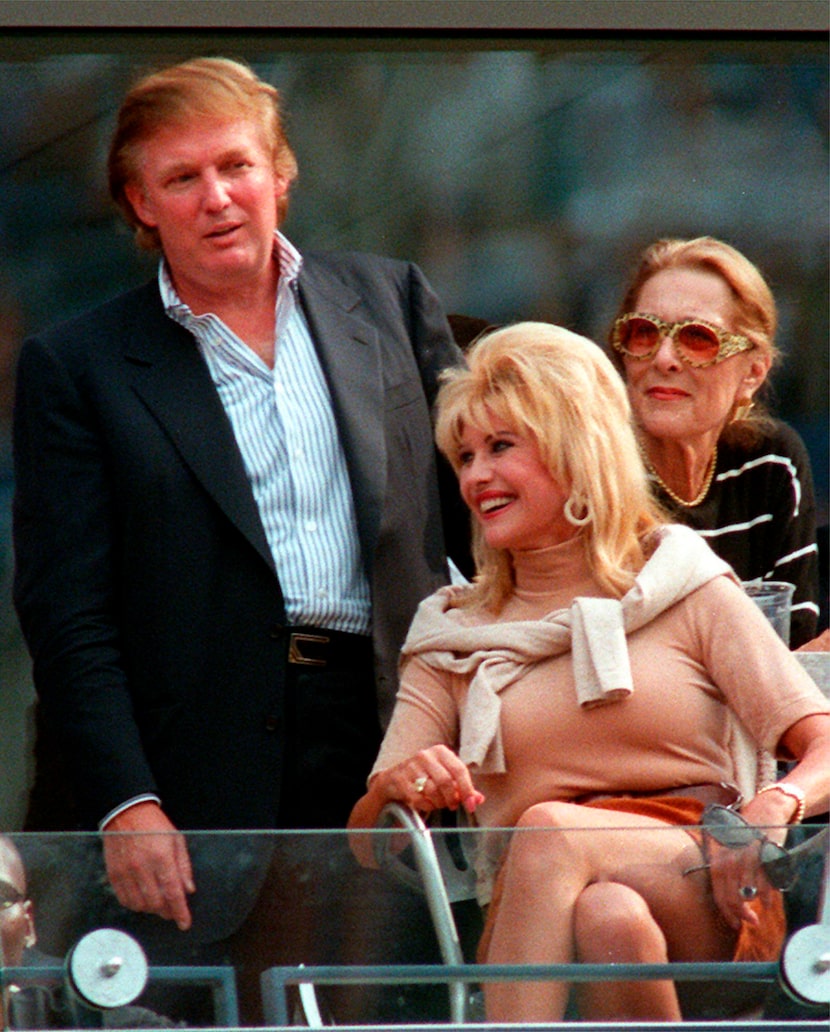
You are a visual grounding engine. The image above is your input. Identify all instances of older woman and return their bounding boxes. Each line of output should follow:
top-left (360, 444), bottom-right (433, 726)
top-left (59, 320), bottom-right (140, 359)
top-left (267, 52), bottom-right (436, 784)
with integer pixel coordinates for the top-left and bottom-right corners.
top-left (609, 236), bottom-right (820, 647)
top-left (348, 323), bottom-right (830, 1024)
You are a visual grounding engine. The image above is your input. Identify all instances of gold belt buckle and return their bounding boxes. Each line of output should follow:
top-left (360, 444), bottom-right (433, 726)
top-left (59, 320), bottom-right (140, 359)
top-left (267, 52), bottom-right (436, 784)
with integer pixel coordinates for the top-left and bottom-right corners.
top-left (288, 632), bottom-right (330, 666)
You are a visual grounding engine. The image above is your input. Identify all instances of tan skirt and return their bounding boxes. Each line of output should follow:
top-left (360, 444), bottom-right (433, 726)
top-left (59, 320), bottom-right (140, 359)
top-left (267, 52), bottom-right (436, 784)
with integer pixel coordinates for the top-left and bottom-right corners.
top-left (477, 795), bottom-right (786, 965)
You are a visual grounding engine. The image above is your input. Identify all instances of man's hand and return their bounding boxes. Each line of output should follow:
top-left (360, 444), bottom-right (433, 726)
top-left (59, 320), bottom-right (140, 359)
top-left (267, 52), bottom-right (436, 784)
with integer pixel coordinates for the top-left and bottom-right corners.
top-left (103, 801), bottom-right (195, 930)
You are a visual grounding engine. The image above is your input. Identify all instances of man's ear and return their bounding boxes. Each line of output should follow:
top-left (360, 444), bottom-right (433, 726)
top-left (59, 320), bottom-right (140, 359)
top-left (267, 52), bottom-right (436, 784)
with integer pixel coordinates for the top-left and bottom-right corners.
top-left (124, 182), bottom-right (156, 227)
top-left (274, 174), bottom-right (290, 204)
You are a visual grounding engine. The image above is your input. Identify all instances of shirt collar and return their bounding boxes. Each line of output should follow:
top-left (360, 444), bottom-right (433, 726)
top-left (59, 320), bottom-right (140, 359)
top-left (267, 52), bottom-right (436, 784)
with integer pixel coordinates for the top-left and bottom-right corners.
top-left (159, 230), bottom-right (303, 319)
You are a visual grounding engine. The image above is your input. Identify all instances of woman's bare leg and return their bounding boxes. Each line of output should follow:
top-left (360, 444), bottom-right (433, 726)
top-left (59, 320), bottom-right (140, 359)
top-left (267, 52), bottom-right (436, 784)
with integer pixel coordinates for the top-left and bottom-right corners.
top-left (574, 882), bottom-right (681, 1021)
top-left (483, 801), bottom-right (737, 1023)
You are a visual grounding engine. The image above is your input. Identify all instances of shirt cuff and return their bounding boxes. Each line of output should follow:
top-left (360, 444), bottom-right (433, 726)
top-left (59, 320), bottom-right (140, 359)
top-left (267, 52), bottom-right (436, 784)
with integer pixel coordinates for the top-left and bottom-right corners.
top-left (99, 794), bottom-right (162, 831)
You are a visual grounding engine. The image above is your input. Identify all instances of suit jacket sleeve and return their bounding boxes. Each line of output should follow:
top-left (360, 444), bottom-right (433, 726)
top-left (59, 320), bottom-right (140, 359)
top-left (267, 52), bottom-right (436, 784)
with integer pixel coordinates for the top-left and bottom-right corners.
top-left (403, 262), bottom-right (473, 579)
top-left (13, 331), bottom-right (159, 822)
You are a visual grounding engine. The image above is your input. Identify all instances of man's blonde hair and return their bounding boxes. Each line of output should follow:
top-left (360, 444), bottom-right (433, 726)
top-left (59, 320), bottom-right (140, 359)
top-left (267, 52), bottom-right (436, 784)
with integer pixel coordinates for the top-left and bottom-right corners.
top-left (108, 57), bottom-right (298, 250)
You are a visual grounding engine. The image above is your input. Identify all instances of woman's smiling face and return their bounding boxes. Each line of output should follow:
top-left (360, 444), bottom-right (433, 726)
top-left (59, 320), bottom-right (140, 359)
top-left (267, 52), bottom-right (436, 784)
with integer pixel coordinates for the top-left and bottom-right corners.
top-left (456, 415), bottom-right (577, 552)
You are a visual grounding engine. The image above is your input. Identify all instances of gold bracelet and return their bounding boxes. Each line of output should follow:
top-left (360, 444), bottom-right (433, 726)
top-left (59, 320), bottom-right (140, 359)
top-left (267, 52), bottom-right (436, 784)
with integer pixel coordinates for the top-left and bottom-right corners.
top-left (755, 783), bottom-right (806, 825)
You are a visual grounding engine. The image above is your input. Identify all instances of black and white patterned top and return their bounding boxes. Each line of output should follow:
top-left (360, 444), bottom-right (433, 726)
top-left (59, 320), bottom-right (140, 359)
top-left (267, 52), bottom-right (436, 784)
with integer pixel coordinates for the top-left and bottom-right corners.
top-left (650, 419), bottom-right (819, 649)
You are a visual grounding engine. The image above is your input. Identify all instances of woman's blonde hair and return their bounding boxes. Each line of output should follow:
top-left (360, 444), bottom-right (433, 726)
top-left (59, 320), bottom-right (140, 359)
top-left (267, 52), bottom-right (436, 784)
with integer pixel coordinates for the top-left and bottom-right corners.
top-left (108, 57), bottom-right (298, 250)
top-left (436, 322), bottom-right (666, 612)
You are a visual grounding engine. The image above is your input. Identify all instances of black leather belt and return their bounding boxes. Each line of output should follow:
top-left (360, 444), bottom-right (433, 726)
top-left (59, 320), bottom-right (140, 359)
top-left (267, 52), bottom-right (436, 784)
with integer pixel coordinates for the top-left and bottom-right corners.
top-left (286, 626), bottom-right (372, 668)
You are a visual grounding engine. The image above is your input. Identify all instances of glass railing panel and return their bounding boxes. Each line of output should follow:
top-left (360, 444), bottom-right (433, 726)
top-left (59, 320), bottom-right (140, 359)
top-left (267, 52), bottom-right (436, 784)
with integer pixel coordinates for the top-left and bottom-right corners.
top-left (0, 822), bottom-right (826, 1029)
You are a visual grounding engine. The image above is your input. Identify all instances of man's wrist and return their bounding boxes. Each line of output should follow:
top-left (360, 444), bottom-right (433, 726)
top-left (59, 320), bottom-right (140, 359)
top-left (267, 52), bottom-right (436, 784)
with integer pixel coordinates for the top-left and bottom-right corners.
top-left (99, 794), bottom-right (162, 831)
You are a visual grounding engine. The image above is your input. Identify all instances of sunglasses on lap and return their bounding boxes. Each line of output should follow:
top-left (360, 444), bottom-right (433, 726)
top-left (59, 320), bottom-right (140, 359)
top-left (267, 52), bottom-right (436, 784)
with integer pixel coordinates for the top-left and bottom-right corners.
top-left (700, 804), bottom-right (796, 891)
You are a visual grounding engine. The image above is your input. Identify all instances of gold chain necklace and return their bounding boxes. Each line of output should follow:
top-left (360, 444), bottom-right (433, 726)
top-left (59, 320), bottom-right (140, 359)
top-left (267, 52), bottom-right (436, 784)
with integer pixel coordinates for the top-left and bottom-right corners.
top-left (643, 445), bottom-right (718, 508)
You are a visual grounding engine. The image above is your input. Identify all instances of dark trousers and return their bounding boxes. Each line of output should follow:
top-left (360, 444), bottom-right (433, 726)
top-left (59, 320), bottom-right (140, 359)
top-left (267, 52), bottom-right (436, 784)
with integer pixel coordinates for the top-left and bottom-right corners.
top-left (21, 631), bottom-right (448, 1024)
top-left (227, 633), bottom-right (446, 1024)
top-left (274, 630), bottom-right (382, 829)
top-left (227, 835), bottom-right (447, 1025)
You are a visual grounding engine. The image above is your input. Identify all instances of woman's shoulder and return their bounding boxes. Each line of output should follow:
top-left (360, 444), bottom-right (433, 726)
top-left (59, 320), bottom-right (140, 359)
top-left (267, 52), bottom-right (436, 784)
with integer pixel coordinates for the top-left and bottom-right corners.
top-left (720, 417), bottom-right (810, 464)
top-left (410, 583), bottom-right (491, 629)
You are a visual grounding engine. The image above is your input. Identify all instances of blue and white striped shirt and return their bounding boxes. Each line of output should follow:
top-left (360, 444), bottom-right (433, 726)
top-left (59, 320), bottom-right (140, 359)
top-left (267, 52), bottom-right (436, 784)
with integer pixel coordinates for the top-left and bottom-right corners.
top-left (160, 233), bottom-right (372, 635)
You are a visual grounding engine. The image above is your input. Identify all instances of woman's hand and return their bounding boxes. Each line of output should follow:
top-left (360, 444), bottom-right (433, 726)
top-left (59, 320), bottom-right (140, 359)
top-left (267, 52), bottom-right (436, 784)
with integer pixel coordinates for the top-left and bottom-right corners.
top-left (371, 744), bottom-right (485, 816)
top-left (704, 836), bottom-right (773, 931)
top-left (703, 713), bottom-right (830, 930)
top-left (347, 745), bottom-right (485, 868)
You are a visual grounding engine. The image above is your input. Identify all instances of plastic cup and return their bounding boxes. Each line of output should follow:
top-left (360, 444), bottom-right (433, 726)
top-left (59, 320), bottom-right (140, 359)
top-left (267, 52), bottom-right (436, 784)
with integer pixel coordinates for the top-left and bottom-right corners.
top-left (741, 580), bottom-right (795, 646)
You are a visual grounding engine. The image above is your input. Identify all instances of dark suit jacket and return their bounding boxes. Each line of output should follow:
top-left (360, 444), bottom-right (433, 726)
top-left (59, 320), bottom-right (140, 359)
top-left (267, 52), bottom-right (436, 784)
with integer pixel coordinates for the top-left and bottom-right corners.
top-left (13, 251), bottom-right (465, 831)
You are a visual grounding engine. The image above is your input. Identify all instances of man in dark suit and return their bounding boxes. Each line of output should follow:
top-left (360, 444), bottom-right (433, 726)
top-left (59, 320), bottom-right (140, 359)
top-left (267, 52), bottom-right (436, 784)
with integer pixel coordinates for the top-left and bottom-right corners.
top-left (12, 58), bottom-right (466, 1002)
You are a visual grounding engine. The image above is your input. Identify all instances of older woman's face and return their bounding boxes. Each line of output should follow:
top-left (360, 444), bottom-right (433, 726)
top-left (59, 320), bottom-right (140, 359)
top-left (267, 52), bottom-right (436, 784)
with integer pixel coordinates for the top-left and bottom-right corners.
top-left (623, 266), bottom-right (769, 446)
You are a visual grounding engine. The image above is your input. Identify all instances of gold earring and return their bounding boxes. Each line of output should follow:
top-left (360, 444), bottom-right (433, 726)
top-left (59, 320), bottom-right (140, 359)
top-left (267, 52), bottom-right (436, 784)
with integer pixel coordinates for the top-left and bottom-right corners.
top-left (731, 399), bottom-right (755, 423)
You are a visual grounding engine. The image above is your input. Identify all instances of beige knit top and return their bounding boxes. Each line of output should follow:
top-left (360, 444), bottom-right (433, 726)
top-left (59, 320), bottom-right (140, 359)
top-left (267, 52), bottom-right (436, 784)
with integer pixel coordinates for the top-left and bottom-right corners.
top-left (372, 534), bottom-right (828, 834)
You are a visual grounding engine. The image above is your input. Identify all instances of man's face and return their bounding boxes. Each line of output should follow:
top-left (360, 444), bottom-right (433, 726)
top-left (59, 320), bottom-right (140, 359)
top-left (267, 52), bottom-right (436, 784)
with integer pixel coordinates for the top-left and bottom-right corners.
top-left (0, 844), bottom-right (34, 967)
top-left (124, 117), bottom-right (289, 310)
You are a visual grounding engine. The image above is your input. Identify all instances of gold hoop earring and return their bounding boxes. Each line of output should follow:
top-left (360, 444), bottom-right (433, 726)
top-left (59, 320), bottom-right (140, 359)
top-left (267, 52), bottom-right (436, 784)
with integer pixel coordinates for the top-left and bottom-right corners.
top-left (564, 496), bottom-right (591, 527)
top-left (731, 399), bottom-right (755, 423)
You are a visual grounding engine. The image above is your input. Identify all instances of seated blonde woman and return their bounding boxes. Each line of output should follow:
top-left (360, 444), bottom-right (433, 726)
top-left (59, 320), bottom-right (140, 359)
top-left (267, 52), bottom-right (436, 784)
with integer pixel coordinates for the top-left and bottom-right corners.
top-left (349, 322), bottom-right (830, 1024)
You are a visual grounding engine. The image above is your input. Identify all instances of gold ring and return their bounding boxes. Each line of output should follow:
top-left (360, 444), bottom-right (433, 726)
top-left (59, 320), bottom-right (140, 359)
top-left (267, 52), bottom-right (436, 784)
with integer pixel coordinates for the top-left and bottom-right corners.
top-left (413, 775), bottom-right (428, 793)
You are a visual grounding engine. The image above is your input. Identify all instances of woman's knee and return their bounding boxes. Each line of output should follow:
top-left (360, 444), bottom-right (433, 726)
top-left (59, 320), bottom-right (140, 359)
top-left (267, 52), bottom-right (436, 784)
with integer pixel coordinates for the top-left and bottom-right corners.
top-left (515, 800), bottom-right (578, 831)
top-left (505, 801), bottom-right (583, 883)
top-left (574, 882), bottom-right (669, 963)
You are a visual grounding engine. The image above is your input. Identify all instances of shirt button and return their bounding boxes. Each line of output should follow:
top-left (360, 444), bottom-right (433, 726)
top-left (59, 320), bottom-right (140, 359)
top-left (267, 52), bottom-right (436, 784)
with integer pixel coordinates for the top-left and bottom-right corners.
top-left (306, 520), bottom-right (317, 533)
top-left (264, 715), bottom-right (279, 732)
top-left (268, 624), bottom-right (285, 639)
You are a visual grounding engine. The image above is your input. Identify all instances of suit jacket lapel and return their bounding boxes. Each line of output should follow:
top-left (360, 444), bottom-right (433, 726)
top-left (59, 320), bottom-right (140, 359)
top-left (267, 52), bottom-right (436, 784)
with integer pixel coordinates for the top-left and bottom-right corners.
top-left (297, 261), bottom-right (385, 574)
top-left (121, 288), bottom-right (277, 575)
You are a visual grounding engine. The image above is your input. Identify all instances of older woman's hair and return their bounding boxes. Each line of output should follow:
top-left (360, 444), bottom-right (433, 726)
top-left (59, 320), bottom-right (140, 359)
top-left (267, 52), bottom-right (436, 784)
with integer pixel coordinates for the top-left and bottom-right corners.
top-left (612, 236), bottom-right (778, 438)
top-left (436, 322), bottom-right (665, 611)
top-left (108, 57), bottom-right (298, 250)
